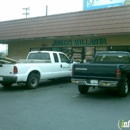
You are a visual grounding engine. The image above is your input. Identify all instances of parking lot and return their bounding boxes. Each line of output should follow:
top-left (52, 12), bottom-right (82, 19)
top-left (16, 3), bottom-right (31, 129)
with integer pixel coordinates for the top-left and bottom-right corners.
top-left (0, 80), bottom-right (130, 130)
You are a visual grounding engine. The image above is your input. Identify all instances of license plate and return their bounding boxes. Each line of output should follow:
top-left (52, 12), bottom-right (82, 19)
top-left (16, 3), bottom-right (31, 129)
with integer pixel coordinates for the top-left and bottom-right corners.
top-left (0, 77), bottom-right (3, 81)
top-left (90, 80), bottom-right (98, 84)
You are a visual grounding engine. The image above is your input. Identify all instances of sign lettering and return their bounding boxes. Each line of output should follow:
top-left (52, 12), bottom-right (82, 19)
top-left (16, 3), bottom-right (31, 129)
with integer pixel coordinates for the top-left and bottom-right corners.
top-left (74, 38), bottom-right (106, 46)
top-left (52, 40), bottom-right (72, 46)
top-left (52, 38), bottom-right (106, 46)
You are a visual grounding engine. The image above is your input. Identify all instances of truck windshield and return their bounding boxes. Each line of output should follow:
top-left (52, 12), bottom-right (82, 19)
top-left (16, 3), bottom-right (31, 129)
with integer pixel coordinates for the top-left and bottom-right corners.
top-left (27, 52), bottom-right (50, 60)
top-left (95, 53), bottom-right (130, 63)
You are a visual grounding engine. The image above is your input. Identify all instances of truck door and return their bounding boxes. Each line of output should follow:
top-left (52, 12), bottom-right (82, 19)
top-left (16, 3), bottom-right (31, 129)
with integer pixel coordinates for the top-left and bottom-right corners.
top-left (59, 53), bottom-right (72, 77)
top-left (52, 53), bottom-right (61, 78)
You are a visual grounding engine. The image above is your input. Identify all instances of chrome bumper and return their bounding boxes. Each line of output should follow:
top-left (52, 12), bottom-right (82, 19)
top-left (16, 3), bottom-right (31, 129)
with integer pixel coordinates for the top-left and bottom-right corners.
top-left (71, 78), bottom-right (118, 87)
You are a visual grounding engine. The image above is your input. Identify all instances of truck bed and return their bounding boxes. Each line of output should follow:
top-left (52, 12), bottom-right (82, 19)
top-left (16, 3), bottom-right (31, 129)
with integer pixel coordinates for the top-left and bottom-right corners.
top-left (73, 63), bottom-right (117, 80)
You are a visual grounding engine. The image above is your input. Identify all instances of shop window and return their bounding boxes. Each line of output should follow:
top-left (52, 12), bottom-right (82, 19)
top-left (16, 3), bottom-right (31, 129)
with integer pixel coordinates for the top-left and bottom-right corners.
top-left (72, 48), bottom-right (83, 63)
top-left (109, 46), bottom-right (127, 51)
top-left (96, 46), bottom-right (107, 55)
top-left (62, 48), bottom-right (72, 57)
top-left (84, 47), bottom-right (94, 63)
top-left (52, 48), bottom-right (61, 52)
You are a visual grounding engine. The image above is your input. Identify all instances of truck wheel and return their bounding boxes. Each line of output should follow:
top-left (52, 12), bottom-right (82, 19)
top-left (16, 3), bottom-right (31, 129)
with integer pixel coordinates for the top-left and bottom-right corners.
top-left (118, 79), bottom-right (129, 97)
top-left (26, 73), bottom-right (39, 89)
top-left (1, 83), bottom-right (12, 88)
top-left (78, 85), bottom-right (89, 94)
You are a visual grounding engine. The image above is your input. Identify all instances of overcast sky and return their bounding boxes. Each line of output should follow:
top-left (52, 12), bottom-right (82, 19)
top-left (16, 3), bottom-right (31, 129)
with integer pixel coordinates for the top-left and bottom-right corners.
top-left (0, 0), bottom-right (83, 22)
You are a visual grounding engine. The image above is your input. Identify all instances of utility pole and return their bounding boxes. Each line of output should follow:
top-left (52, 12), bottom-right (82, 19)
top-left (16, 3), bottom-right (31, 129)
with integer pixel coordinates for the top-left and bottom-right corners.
top-left (46, 5), bottom-right (48, 16)
top-left (23, 7), bottom-right (30, 18)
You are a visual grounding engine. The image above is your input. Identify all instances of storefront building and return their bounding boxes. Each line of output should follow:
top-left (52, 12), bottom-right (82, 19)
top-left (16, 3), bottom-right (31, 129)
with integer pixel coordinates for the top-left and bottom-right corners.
top-left (7, 34), bottom-right (130, 63)
top-left (0, 5), bottom-right (130, 62)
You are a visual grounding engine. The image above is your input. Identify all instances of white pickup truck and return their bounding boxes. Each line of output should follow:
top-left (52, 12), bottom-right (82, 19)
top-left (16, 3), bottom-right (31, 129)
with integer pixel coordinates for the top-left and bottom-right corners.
top-left (0, 51), bottom-right (73, 89)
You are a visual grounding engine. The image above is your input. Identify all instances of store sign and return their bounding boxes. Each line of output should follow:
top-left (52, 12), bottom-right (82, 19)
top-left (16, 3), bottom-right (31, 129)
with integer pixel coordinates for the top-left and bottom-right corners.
top-left (52, 40), bottom-right (72, 46)
top-left (83, 0), bottom-right (125, 11)
top-left (52, 38), bottom-right (106, 46)
top-left (74, 38), bottom-right (106, 46)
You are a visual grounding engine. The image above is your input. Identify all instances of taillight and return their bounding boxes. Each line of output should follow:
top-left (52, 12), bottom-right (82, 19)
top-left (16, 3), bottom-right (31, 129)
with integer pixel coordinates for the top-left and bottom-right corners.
top-left (116, 69), bottom-right (121, 78)
top-left (13, 66), bottom-right (18, 74)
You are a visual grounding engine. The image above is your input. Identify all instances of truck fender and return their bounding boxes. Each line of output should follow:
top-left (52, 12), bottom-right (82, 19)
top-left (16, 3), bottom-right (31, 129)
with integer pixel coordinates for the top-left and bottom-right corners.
top-left (25, 67), bottom-right (41, 81)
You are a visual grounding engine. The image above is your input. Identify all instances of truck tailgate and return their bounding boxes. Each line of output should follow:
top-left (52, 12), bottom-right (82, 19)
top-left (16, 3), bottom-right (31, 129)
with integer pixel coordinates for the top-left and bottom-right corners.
top-left (0, 64), bottom-right (14, 76)
top-left (73, 64), bottom-right (117, 80)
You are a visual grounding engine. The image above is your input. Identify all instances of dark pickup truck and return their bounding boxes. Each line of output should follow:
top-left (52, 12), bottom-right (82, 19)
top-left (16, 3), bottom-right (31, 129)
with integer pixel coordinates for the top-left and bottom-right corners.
top-left (71, 51), bottom-right (130, 97)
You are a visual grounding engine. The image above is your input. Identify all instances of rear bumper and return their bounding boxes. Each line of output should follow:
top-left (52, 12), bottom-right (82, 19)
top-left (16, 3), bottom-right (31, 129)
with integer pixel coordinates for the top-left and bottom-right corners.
top-left (0, 76), bottom-right (17, 83)
top-left (71, 78), bottom-right (118, 88)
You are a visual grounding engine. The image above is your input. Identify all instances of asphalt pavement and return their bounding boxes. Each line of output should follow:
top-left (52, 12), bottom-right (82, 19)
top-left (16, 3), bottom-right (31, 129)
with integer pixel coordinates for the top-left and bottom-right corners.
top-left (0, 80), bottom-right (130, 130)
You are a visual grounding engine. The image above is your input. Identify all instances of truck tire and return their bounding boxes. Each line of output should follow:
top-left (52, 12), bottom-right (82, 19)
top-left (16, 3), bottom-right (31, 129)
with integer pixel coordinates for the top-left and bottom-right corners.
top-left (1, 83), bottom-right (12, 88)
top-left (78, 85), bottom-right (89, 94)
top-left (118, 79), bottom-right (129, 97)
top-left (26, 73), bottom-right (39, 89)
